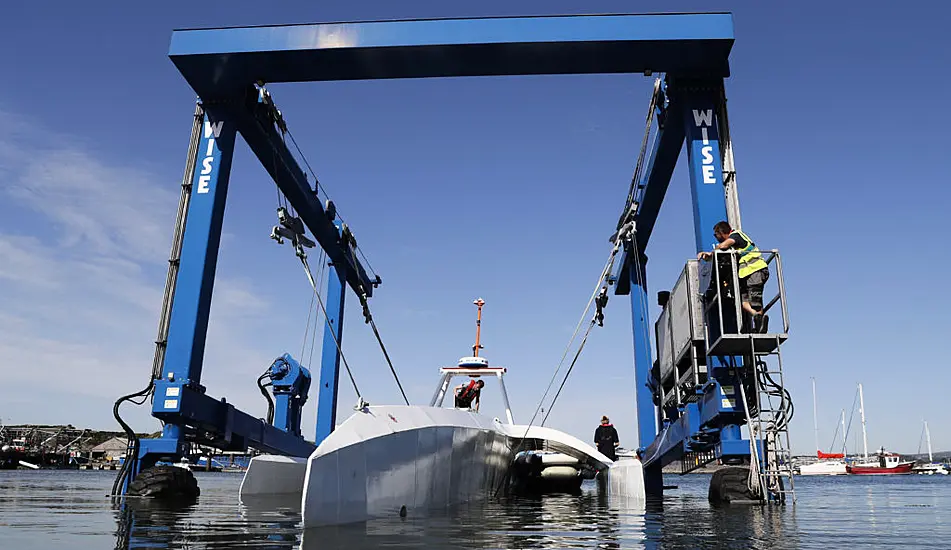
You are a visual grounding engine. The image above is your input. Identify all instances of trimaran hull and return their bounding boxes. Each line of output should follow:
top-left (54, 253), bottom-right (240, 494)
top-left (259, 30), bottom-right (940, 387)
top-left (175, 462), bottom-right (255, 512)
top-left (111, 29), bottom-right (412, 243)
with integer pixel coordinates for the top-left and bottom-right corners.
top-left (240, 405), bottom-right (645, 526)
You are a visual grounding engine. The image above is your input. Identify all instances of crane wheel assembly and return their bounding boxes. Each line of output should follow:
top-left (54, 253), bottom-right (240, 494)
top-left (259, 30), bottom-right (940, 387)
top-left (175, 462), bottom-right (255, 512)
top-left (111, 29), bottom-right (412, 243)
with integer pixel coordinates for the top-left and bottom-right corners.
top-left (126, 466), bottom-right (200, 500)
top-left (707, 467), bottom-right (757, 504)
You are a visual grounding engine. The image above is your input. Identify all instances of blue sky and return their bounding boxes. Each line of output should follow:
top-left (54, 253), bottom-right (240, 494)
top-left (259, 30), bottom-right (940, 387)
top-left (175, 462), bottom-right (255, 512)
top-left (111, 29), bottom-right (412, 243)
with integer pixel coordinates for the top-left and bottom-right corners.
top-left (0, 1), bottom-right (948, 457)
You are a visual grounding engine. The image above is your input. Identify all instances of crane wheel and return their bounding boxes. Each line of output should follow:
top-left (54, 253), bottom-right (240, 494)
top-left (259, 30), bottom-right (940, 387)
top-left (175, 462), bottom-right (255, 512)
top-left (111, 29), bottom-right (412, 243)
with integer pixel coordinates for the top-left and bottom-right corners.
top-left (127, 466), bottom-right (200, 500)
top-left (708, 466), bottom-right (758, 504)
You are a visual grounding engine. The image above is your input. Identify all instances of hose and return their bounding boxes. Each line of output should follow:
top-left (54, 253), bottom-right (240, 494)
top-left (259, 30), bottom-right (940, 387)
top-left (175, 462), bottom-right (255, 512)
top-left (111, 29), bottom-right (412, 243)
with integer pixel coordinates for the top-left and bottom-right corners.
top-left (110, 381), bottom-right (154, 497)
top-left (257, 371), bottom-right (275, 425)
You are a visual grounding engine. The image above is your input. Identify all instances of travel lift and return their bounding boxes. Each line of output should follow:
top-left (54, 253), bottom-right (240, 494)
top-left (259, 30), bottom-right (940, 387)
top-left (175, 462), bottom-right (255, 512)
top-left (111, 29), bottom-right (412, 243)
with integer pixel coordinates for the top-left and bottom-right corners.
top-left (111, 12), bottom-right (793, 504)
top-left (612, 79), bottom-right (794, 503)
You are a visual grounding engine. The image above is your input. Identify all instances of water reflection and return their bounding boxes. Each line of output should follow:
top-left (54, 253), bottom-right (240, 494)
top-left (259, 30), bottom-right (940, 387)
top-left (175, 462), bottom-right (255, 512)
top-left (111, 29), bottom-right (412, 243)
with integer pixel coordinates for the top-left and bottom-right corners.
top-left (115, 492), bottom-right (303, 549)
top-left (10, 469), bottom-right (951, 549)
top-left (110, 478), bottom-right (806, 549)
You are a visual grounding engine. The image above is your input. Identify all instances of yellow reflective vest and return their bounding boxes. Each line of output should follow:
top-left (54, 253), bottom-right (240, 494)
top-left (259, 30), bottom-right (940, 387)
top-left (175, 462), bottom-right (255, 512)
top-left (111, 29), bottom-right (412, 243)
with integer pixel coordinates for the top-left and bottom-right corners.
top-left (730, 230), bottom-right (768, 278)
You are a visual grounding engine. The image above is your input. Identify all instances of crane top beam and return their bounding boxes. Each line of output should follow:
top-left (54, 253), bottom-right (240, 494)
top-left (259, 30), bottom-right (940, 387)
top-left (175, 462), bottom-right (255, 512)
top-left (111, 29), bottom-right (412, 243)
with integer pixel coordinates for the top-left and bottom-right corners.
top-left (168, 13), bottom-right (734, 97)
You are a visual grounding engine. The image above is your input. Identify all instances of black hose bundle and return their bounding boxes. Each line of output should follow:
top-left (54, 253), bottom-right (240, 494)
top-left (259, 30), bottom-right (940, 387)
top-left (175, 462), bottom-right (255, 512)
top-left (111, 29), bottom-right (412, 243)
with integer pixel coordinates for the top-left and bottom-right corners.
top-left (257, 371), bottom-right (275, 425)
top-left (110, 380), bottom-right (154, 497)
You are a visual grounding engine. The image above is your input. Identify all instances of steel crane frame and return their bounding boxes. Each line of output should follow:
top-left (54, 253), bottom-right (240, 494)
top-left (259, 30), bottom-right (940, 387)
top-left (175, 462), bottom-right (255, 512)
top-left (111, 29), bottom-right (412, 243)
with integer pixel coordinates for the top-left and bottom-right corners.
top-left (125, 11), bottom-right (742, 494)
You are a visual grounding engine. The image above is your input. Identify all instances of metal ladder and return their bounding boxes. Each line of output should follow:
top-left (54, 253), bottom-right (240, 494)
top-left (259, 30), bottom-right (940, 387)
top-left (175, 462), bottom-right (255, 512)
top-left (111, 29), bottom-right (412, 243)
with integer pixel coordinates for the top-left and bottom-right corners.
top-left (744, 335), bottom-right (796, 504)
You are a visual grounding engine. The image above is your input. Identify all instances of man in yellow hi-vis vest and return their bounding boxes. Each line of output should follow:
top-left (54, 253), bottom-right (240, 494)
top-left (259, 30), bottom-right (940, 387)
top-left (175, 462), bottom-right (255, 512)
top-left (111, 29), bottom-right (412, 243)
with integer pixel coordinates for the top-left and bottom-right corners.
top-left (698, 221), bottom-right (770, 333)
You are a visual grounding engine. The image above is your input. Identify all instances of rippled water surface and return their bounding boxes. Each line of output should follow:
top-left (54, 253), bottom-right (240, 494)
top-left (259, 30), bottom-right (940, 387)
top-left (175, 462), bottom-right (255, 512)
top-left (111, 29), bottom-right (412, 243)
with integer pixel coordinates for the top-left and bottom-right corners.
top-left (2, 470), bottom-right (950, 548)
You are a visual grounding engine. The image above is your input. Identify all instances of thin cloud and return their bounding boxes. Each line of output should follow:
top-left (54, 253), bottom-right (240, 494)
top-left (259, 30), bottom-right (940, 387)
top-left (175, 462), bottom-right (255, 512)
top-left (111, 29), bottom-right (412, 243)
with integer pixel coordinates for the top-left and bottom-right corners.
top-left (0, 107), bottom-right (277, 430)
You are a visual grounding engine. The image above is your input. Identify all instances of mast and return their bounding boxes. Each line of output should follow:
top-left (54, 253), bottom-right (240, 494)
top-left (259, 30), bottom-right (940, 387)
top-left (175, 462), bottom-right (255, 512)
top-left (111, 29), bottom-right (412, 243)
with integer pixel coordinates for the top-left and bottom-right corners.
top-left (811, 377), bottom-right (820, 454)
top-left (858, 383), bottom-right (869, 459)
top-left (840, 409), bottom-right (847, 456)
top-left (926, 420), bottom-right (934, 463)
top-left (472, 298), bottom-right (485, 357)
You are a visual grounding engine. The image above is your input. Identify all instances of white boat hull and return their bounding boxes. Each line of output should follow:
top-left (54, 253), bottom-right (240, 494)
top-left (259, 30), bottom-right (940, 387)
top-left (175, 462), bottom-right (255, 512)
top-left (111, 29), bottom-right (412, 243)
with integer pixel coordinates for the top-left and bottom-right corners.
top-left (913, 463), bottom-right (950, 475)
top-left (240, 455), bottom-right (309, 497)
top-left (294, 405), bottom-right (643, 526)
top-left (798, 460), bottom-right (847, 476)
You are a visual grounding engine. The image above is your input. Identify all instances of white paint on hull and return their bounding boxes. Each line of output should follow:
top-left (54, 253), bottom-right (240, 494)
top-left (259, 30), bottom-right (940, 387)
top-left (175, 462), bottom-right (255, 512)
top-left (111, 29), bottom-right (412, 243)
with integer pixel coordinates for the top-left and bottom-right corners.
top-left (299, 405), bottom-right (645, 527)
top-left (603, 457), bottom-right (646, 498)
top-left (239, 455), bottom-right (308, 497)
top-left (797, 460), bottom-right (847, 476)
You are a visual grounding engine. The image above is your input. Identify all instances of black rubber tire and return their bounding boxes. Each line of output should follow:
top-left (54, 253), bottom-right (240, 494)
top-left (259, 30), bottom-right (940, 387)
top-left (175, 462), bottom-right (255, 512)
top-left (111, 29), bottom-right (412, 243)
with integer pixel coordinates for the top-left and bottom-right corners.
top-left (127, 466), bottom-right (200, 499)
top-left (708, 466), bottom-right (757, 504)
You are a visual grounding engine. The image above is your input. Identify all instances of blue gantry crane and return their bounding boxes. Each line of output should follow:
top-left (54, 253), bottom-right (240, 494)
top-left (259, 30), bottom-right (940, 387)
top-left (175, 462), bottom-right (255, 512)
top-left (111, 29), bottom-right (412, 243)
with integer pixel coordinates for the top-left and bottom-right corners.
top-left (611, 77), bottom-right (795, 503)
top-left (112, 12), bottom-right (793, 503)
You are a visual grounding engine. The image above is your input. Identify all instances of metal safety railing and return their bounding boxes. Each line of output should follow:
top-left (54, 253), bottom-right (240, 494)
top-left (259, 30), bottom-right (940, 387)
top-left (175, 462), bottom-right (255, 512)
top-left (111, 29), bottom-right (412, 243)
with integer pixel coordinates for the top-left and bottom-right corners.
top-left (703, 249), bottom-right (789, 343)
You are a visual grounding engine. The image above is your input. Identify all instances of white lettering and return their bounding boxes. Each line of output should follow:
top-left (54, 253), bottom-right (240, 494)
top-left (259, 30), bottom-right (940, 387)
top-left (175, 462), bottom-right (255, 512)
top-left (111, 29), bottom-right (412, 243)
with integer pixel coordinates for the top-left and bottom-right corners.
top-left (197, 120), bottom-right (225, 195)
top-left (203, 120), bottom-right (224, 139)
top-left (692, 109), bottom-right (714, 127)
top-left (695, 110), bottom-right (716, 185)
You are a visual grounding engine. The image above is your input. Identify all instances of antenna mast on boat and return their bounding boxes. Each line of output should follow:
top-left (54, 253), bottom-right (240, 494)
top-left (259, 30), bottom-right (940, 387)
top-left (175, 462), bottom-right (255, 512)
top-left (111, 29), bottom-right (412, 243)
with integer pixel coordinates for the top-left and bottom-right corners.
top-left (811, 377), bottom-right (819, 454)
top-left (858, 383), bottom-right (869, 459)
top-left (472, 298), bottom-right (485, 357)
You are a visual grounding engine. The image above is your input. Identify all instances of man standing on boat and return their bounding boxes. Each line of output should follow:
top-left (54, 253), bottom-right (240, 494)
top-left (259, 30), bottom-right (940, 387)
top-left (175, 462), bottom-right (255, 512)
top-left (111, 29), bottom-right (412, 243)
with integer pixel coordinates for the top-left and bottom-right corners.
top-left (454, 379), bottom-right (484, 411)
top-left (698, 221), bottom-right (770, 333)
top-left (594, 416), bottom-right (620, 461)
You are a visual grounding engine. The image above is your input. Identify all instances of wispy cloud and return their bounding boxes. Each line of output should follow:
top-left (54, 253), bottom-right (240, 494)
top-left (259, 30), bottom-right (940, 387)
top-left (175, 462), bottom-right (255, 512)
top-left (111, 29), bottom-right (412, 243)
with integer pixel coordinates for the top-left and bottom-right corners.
top-left (0, 108), bottom-right (276, 430)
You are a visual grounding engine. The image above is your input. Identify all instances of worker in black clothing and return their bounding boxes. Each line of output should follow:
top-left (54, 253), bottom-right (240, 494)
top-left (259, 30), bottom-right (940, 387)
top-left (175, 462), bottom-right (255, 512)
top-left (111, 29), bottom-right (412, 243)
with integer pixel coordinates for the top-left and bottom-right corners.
top-left (454, 379), bottom-right (484, 411)
top-left (594, 416), bottom-right (620, 461)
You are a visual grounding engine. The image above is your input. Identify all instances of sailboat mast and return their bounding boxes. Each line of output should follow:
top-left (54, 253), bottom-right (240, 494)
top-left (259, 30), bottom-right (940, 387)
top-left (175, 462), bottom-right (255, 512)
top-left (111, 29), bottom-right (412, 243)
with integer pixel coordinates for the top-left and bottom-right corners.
top-left (926, 420), bottom-right (934, 463)
top-left (812, 377), bottom-right (820, 453)
top-left (858, 383), bottom-right (869, 460)
top-left (840, 409), bottom-right (847, 455)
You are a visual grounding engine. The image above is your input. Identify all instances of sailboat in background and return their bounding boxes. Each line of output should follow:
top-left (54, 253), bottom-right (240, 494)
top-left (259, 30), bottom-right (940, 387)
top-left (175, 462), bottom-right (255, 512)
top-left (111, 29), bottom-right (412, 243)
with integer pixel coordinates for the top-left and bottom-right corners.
top-left (913, 421), bottom-right (949, 475)
top-left (798, 378), bottom-right (848, 476)
top-left (845, 383), bottom-right (914, 475)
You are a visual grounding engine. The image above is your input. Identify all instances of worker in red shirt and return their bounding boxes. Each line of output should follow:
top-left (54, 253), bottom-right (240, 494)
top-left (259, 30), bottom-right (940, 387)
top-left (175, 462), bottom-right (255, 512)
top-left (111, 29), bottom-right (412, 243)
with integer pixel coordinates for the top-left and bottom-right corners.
top-left (454, 379), bottom-right (484, 411)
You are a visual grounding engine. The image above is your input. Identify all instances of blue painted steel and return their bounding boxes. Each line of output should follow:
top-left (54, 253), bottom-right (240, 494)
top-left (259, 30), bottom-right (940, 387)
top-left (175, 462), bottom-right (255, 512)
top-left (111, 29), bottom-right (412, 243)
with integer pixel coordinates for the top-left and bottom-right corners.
top-left (717, 428), bottom-right (750, 458)
top-left (614, 89), bottom-right (686, 295)
top-left (159, 108), bottom-right (236, 387)
top-left (682, 92), bottom-right (727, 254)
top-left (628, 254), bottom-right (657, 453)
top-left (680, 89), bottom-right (749, 459)
top-left (167, 14), bottom-right (733, 97)
top-left (151, 380), bottom-right (316, 457)
top-left (269, 353), bottom-right (312, 437)
top-left (614, 80), bottom-right (759, 475)
top-left (136, 12), bottom-right (755, 497)
top-left (696, 378), bottom-right (746, 428)
top-left (315, 260), bottom-right (347, 444)
top-left (221, 91), bottom-right (376, 299)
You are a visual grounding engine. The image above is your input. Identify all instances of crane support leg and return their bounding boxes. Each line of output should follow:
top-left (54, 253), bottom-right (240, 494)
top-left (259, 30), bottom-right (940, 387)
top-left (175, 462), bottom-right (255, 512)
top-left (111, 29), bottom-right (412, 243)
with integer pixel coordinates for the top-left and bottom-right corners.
top-left (120, 105), bottom-right (321, 494)
top-left (141, 106), bottom-right (236, 472)
top-left (683, 86), bottom-right (727, 254)
top-left (680, 83), bottom-right (749, 463)
top-left (161, 106), bottom-right (236, 389)
top-left (628, 254), bottom-right (663, 495)
top-left (315, 262), bottom-right (347, 444)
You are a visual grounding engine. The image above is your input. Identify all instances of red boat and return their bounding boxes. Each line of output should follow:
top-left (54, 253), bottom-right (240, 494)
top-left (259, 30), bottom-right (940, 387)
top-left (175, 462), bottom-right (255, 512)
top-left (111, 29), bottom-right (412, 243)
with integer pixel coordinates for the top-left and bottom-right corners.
top-left (846, 449), bottom-right (914, 475)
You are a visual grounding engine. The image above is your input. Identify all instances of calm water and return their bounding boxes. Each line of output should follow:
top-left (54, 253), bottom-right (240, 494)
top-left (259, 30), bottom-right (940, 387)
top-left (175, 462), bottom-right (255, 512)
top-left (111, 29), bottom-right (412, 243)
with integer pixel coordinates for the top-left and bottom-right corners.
top-left (1, 470), bottom-right (950, 549)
